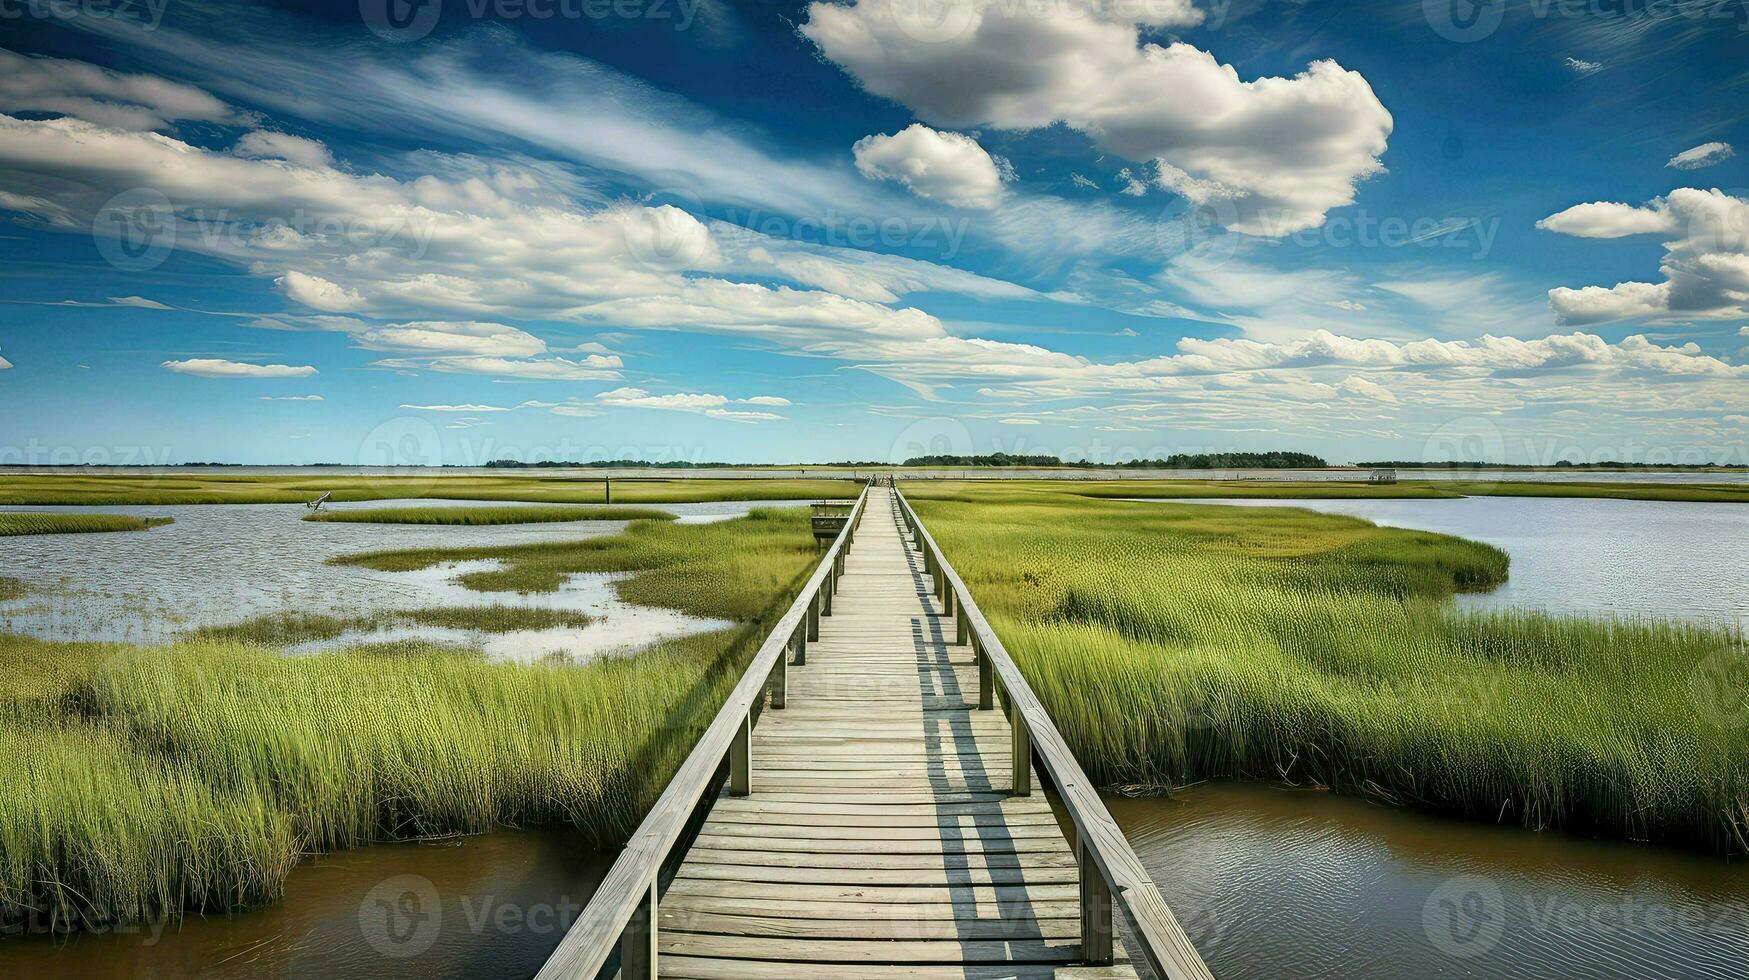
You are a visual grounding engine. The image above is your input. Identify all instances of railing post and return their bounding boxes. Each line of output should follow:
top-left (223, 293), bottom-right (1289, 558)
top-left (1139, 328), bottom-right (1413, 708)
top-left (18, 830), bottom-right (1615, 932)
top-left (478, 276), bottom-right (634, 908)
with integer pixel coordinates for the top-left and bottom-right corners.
top-left (807, 591), bottom-right (820, 641)
top-left (1079, 842), bottom-right (1114, 965)
top-left (620, 878), bottom-right (657, 979)
top-left (729, 711), bottom-right (751, 796)
top-left (822, 566), bottom-right (834, 616)
top-left (792, 624), bottom-right (806, 667)
top-left (956, 602), bottom-right (968, 646)
top-left (978, 643), bottom-right (993, 711)
top-left (770, 654), bottom-right (786, 709)
top-left (1011, 712), bottom-right (1031, 796)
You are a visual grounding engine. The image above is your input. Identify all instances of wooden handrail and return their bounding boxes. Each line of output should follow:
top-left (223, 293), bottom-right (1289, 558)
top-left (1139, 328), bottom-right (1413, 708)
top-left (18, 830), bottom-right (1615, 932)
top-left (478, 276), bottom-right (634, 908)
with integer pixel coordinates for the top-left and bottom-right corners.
top-left (536, 483), bottom-right (871, 980)
top-left (893, 488), bottom-right (1215, 980)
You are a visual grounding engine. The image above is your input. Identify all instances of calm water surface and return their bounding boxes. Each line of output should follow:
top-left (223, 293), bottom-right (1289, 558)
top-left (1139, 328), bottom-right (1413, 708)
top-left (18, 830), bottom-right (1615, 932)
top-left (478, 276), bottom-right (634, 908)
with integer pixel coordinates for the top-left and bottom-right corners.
top-left (0, 499), bottom-right (798, 658)
top-left (0, 828), bottom-right (611, 979)
top-left (1136, 496), bottom-right (1749, 625)
top-left (1111, 784), bottom-right (1749, 980)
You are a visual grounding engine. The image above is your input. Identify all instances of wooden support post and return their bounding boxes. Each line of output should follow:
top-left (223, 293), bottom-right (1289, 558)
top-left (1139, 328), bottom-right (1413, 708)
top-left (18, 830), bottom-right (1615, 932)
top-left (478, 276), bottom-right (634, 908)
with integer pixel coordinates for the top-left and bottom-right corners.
top-left (792, 624), bottom-right (806, 667)
top-left (978, 646), bottom-right (993, 711)
top-left (729, 712), bottom-right (752, 796)
top-left (1011, 713), bottom-right (1031, 796)
top-left (770, 655), bottom-right (786, 709)
top-left (807, 591), bottom-right (820, 642)
top-left (956, 605), bottom-right (968, 646)
top-left (620, 878), bottom-right (656, 979)
top-left (1079, 842), bottom-right (1114, 965)
top-left (822, 568), bottom-right (834, 616)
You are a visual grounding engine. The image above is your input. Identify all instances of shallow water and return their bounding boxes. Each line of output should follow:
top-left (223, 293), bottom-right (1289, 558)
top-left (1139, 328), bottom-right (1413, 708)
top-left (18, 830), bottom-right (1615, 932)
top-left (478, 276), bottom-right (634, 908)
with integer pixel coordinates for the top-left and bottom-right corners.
top-left (0, 827), bottom-right (612, 979)
top-left (0, 499), bottom-right (792, 657)
top-left (1110, 783), bottom-right (1749, 980)
top-left (1132, 496), bottom-right (1749, 625)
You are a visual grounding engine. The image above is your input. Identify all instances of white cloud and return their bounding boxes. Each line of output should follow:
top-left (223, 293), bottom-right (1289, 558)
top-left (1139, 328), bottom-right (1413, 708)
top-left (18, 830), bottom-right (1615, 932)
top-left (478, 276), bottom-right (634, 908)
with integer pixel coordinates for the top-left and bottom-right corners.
top-left (594, 386), bottom-right (788, 422)
top-left (400, 403), bottom-right (511, 412)
top-left (0, 48), bottom-right (236, 131)
top-left (1667, 142), bottom-right (1734, 171)
top-left (277, 271), bottom-right (365, 312)
top-left (852, 125), bottom-right (1005, 209)
top-left (1564, 57), bottom-right (1603, 75)
top-left (358, 321), bottom-right (547, 357)
top-left (1535, 200), bottom-right (1677, 239)
top-left (0, 348), bottom-right (10, 370)
top-left (802, 0), bottom-right (1392, 234)
top-left (162, 358), bottom-right (316, 378)
top-left (1337, 374), bottom-right (1398, 403)
top-left (998, 417), bottom-right (1040, 425)
top-left (260, 394), bottom-right (323, 401)
top-left (234, 130), bottom-right (333, 169)
top-left (1542, 189), bottom-right (1749, 324)
top-left (372, 354), bottom-right (623, 380)
top-left (110, 295), bottom-right (173, 310)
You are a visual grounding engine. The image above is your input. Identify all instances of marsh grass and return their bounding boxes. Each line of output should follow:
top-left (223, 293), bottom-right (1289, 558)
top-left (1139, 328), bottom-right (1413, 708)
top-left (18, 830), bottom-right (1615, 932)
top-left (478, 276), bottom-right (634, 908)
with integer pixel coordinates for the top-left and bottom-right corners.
top-left (0, 507), bottom-right (820, 930)
top-left (335, 506), bottom-right (818, 623)
top-left (907, 483), bottom-right (1749, 853)
top-left (303, 504), bottom-right (675, 525)
top-left (187, 606), bottom-right (597, 645)
top-left (0, 475), bottom-right (859, 506)
top-left (1062, 478), bottom-right (1749, 504)
top-left (0, 578), bottom-right (23, 601)
top-left (0, 514), bottom-right (173, 536)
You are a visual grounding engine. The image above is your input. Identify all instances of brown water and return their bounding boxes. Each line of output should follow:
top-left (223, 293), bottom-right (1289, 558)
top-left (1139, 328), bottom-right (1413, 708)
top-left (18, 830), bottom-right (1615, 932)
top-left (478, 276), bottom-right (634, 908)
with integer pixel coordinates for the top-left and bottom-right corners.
top-left (1111, 783), bottom-right (1749, 979)
top-left (0, 828), bottom-right (612, 979)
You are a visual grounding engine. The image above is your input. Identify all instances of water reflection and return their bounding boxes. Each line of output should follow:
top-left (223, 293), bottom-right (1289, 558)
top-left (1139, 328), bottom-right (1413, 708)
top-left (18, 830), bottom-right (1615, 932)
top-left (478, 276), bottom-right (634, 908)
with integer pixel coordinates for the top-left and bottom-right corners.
top-left (1111, 783), bottom-right (1749, 980)
top-left (0, 828), bottom-right (612, 979)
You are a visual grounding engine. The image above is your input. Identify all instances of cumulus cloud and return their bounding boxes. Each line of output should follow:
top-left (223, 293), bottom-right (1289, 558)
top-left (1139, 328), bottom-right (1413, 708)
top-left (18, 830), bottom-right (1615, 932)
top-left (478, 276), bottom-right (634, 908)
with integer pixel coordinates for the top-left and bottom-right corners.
top-left (853, 125), bottom-right (1005, 209)
top-left (1667, 142), bottom-right (1734, 171)
top-left (0, 48), bottom-right (236, 130)
top-left (594, 387), bottom-right (789, 421)
top-left (277, 272), bottom-right (366, 312)
top-left (1541, 188), bottom-right (1749, 324)
top-left (162, 358), bottom-right (316, 378)
top-left (1338, 374), bottom-right (1398, 403)
top-left (372, 354), bottom-right (624, 381)
top-left (260, 394), bottom-right (323, 401)
top-left (357, 321), bottom-right (547, 358)
top-left (802, 0), bottom-right (1392, 233)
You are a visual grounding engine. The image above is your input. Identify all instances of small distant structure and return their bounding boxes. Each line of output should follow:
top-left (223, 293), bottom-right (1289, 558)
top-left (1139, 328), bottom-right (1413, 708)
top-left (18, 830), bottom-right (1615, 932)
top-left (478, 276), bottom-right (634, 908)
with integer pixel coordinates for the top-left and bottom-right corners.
top-left (810, 501), bottom-right (854, 544)
top-left (1368, 468), bottom-right (1398, 485)
top-left (306, 491), bottom-right (332, 510)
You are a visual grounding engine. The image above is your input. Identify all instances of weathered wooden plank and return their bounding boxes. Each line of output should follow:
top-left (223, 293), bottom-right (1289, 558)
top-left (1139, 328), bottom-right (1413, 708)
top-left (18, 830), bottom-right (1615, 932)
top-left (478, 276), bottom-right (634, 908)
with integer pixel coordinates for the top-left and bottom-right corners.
top-left (657, 909), bottom-right (1084, 941)
top-left (682, 847), bottom-right (1076, 871)
top-left (659, 956), bottom-right (1139, 980)
top-left (660, 894), bottom-right (1083, 921)
top-left (673, 862), bottom-right (1080, 887)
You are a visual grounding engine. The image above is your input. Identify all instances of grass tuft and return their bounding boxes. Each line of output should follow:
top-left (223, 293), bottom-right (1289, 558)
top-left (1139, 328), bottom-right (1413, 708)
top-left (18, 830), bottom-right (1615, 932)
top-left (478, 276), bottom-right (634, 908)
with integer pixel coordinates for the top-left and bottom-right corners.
top-left (0, 514), bottom-right (173, 536)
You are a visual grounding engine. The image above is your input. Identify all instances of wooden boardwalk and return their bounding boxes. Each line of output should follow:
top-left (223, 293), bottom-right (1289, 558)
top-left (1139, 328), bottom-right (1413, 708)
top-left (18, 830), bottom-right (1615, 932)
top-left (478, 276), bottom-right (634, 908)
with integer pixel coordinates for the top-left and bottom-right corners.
top-left (655, 487), bottom-right (1138, 978)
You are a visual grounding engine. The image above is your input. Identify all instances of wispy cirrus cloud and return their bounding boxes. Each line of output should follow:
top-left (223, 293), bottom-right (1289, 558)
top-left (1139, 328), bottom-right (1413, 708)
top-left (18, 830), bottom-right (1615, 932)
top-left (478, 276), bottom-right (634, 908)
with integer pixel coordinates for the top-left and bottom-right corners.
top-left (161, 358), bottom-right (316, 378)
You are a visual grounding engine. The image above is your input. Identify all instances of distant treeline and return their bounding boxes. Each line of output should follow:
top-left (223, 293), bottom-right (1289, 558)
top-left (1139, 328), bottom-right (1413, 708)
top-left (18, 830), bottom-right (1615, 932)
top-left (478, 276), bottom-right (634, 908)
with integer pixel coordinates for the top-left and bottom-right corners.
top-left (483, 459), bottom-right (744, 468)
top-left (901, 452), bottom-right (1328, 469)
top-left (1359, 460), bottom-right (1749, 470)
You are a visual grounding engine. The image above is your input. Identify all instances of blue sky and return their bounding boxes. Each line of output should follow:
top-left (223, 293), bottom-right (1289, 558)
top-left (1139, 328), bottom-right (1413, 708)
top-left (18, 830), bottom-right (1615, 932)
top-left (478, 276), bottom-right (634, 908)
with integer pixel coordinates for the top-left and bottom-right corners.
top-left (0, 0), bottom-right (1745, 465)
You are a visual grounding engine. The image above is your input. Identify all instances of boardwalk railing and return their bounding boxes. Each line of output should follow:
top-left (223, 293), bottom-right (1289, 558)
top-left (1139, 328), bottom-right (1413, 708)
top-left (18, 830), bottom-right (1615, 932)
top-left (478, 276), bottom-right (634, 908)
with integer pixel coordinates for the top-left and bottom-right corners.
top-left (893, 488), bottom-right (1215, 980)
top-left (536, 483), bottom-right (870, 980)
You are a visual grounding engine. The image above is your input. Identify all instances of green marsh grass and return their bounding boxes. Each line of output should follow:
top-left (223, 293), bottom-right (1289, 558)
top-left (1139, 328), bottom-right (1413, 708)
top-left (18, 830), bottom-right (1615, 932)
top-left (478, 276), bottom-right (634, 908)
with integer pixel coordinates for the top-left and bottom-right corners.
top-left (906, 482), bottom-right (1749, 853)
top-left (0, 513), bottom-right (173, 535)
top-left (0, 475), bottom-right (859, 506)
top-left (0, 507), bottom-right (820, 930)
top-left (0, 578), bottom-right (23, 601)
top-left (187, 606), bottom-right (598, 645)
top-left (303, 504), bottom-right (675, 525)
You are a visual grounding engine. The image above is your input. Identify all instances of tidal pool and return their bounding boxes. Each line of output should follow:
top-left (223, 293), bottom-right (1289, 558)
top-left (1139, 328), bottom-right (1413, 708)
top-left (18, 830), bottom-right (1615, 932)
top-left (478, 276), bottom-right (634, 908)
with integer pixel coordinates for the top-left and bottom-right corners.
top-left (1131, 495), bottom-right (1749, 625)
top-left (0, 498), bottom-right (793, 657)
top-left (1110, 783), bottom-right (1749, 980)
